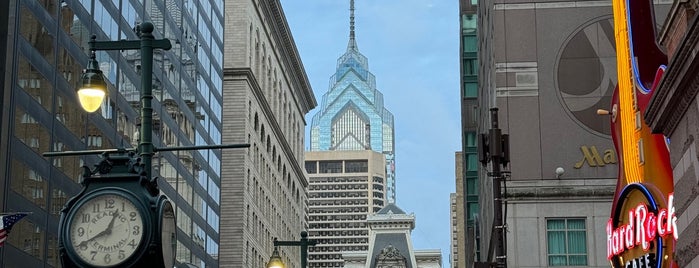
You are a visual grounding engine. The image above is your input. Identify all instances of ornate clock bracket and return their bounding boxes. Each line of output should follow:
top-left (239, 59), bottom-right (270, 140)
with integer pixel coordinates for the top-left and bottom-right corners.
top-left (79, 149), bottom-right (159, 196)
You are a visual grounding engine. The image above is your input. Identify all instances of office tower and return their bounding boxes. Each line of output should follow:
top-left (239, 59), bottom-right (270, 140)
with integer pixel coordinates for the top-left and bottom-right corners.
top-left (304, 150), bottom-right (387, 267)
top-left (456, 0), bottom-right (480, 266)
top-left (308, 0), bottom-right (396, 203)
top-left (471, 0), bottom-right (671, 267)
top-left (219, 1), bottom-right (317, 268)
top-left (0, 0), bottom-right (227, 266)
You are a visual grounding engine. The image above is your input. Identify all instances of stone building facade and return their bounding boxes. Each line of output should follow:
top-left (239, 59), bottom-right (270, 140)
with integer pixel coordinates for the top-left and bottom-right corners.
top-left (220, 0), bottom-right (316, 267)
top-left (645, 1), bottom-right (699, 266)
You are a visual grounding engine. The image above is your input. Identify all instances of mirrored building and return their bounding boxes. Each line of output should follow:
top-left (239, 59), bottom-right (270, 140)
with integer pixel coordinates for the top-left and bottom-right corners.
top-left (308, 0), bottom-right (396, 203)
top-left (0, 0), bottom-right (225, 266)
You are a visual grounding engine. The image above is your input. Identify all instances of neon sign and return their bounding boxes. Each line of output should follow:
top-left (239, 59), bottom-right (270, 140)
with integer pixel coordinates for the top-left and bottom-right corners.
top-left (607, 193), bottom-right (676, 258)
top-left (608, 0), bottom-right (675, 266)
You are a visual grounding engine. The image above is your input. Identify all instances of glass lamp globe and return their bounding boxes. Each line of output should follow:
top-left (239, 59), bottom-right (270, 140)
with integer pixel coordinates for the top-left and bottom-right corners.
top-left (77, 54), bottom-right (107, 113)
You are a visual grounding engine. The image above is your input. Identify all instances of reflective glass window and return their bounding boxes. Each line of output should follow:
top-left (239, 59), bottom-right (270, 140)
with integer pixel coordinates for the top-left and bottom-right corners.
top-left (10, 160), bottom-right (47, 209)
top-left (208, 179), bottom-right (220, 205)
top-left (6, 218), bottom-right (45, 260)
top-left (94, 0), bottom-right (118, 40)
top-left (20, 6), bottom-right (55, 66)
top-left (62, 7), bottom-right (90, 51)
top-left (206, 206), bottom-right (219, 231)
top-left (177, 207), bottom-right (192, 235)
top-left (51, 188), bottom-right (68, 216)
top-left (17, 56), bottom-right (52, 112)
top-left (206, 235), bottom-right (219, 260)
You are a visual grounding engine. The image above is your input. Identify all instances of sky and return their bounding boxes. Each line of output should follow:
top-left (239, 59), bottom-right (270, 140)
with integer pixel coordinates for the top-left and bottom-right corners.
top-left (280, 0), bottom-right (461, 264)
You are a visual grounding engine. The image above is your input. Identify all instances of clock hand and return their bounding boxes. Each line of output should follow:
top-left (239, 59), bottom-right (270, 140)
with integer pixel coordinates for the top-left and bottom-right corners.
top-left (105, 209), bottom-right (119, 234)
top-left (77, 210), bottom-right (120, 249)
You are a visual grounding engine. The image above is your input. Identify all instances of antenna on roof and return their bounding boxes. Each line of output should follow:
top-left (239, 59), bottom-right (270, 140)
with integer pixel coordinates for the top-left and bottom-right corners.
top-left (347, 0), bottom-right (358, 51)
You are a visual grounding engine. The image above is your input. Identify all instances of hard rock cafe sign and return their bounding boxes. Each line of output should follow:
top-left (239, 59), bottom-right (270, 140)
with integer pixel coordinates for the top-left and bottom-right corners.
top-left (607, 0), bottom-right (677, 267)
top-left (607, 184), bottom-right (677, 268)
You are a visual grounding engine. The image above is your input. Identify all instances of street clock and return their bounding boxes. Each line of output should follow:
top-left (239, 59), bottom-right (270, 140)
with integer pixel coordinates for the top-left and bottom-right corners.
top-left (58, 152), bottom-right (176, 268)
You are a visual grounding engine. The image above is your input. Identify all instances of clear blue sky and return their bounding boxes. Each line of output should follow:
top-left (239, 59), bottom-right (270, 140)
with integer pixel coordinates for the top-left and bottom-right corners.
top-left (280, 0), bottom-right (461, 264)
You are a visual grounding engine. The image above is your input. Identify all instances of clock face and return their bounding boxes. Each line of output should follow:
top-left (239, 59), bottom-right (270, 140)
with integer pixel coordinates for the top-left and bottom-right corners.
top-left (160, 200), bottom-right (176, 268)
top-left (69, 193), bottom-right (145, 267)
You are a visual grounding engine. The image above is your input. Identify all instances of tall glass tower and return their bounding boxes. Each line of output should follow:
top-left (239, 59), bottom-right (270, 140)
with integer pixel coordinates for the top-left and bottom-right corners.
top-left (0, 0), bottom-right (224, 267)
top-left (309, 0), bottom-right (396, 202)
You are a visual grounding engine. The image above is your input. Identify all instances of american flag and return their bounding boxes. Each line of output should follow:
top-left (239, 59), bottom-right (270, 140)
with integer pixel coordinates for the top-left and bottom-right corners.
top-left (0, 213), bottom-right (28, 247)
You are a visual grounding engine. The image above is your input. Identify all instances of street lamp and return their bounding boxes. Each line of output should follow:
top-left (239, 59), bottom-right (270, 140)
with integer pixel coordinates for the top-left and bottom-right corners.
top-left (77, 52), bottom-right (107, 112)
top-left (266, 247), bottom-right (285, 268)
top-left (52, 21), bottom-right (247, 267)
top-left (267, 231), bottom-right (317, 268)
top-left (78, 22), bottom-right (172, 180)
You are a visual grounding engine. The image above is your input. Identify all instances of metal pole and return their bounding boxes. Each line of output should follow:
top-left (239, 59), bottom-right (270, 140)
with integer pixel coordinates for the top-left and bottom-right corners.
top-left (274, 231), bottom-right (317, 268)
top-left (139, 22), bottom-right (155, 179)
top-left (300, 231), bottom-right (309, 268)
top-left (489, 108), bottom-right (506, 268)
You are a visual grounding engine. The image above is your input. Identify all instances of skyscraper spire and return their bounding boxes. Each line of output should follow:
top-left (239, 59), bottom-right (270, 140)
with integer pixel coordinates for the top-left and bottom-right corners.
top-left (347, 0), bottom-right (358, 51)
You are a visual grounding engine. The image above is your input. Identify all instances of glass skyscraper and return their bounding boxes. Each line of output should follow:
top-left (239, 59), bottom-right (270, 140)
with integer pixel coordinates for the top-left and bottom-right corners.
top-left (0, 0), bottom-right (224, 267)
top-left (308, 1), bottom-right (396, 202)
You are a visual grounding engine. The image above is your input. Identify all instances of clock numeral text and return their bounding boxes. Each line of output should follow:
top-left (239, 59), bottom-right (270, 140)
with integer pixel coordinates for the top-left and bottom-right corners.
top-left (133, 225), bottom-right (140, 235)
top-left (128, 239), bottom-right (137, 249)
top-left (92, 203), bottom-right (100, 213)
top-left (130, 212), bottom-right (137, 221)
top-left (77, 227), bottom-right (85, 237)
top-left (104, 253), bottom-right (111, 264)
top-left (90, 251), bottom-right (97, 261)
top-left (118, 250), bottom-right (125, 260)
top-left (81, 213), bottom-right (90, 223)
top-left (104, 198), bottom-right (115, 209)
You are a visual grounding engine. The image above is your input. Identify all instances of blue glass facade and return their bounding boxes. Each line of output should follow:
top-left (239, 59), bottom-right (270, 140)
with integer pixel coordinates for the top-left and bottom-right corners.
top-left (0, 0), bottom-right (224, 267)
top-left (309, 26), bottom-right (396, 202)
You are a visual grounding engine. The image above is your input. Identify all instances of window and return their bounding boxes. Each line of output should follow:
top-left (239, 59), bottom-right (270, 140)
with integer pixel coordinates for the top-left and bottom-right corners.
top-left (305, 161), bottom-right (317, 174)
top-left (319, 161), bottom-right (342, 173)
top-left (466, 153), bottom-right (478, 171)
top-left (345, 160), bottom-right (368, 173)
top-left (547, 218), bottom-right (587, 266)
top-left (463, 35), bottom-right (477, 52)
top-left (464, 82), bottom-right (477, 98)
top-left (465, 132), bottom-right (477, 147)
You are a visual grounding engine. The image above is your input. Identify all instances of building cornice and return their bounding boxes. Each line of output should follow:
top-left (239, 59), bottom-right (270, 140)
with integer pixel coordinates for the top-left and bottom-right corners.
top-left (264, 1), bottom-right (317, 115)
top-left (223, 67), bottom-right (309, 187)
top-left (646, 13), bottom-right (699, 134)
top-left (506, 185), bottom-right (615, 200)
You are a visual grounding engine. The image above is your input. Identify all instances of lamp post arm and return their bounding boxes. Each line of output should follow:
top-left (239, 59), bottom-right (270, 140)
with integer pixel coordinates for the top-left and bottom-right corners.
top-left (43, 144), bottom-right (249, 157)
top-left (89, 39), bottom-right (141, 51)
top-left (274, 238), bottom-right (318, 268)
top-left (155, 143), bottom-right (250, 152)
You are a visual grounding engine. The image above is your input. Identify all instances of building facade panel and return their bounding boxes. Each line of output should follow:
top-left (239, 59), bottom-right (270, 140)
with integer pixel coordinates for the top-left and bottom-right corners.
top-left (220, 1), bottom-right (317, 268)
